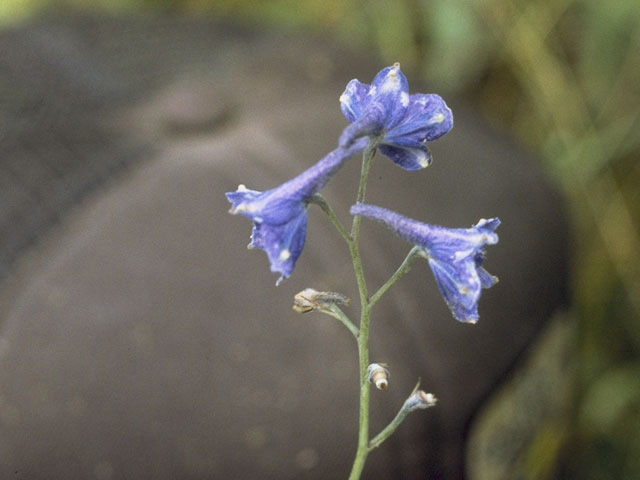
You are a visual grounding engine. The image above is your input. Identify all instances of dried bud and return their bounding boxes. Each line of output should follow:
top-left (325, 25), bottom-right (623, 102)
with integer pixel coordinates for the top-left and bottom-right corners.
top-left (367, 363), bottom-right (390, 390)
top-left (404, 390), bottom-right (437, 412)
top-left (293, 288), bottom-right (350, 314)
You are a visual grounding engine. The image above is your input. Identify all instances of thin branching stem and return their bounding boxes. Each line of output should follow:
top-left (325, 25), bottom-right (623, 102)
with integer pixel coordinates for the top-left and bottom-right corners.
top-left (368, 387), bottom-right (436, 451)
top-left (368, 406), bottom-right (411, 452)
top-left (369, 246), bottom-right (422, 309)
top-left (309, 194), bottom-right (353, 244)
top-left (319, 305), bottom-right (359, 339)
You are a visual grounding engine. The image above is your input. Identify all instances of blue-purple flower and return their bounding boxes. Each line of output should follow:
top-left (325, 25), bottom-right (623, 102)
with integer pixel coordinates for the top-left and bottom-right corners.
top-left (227, 138), bottom-right (368, 284)
top-left (339, 63), bottom-right (453, 171)
top-left (351, 203), bottom-right (499, 323)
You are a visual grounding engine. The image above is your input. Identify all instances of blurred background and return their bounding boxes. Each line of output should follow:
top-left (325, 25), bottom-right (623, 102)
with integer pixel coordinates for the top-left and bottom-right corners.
top-left (1, 0), bottom-right (639, 478)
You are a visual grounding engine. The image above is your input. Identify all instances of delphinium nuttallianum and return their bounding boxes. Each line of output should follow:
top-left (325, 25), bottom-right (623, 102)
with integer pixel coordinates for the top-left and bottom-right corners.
top-left (226, 63), bottom-right (499, 480)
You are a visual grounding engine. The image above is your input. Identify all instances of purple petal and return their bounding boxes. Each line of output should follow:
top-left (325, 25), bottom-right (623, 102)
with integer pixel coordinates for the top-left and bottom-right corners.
top-left (369, 64), bottom-right (410, 130)
top-left (384, 94), bottom-right (453, 145)
top-left (340, 79), bottom-right (371, 123)
top-left (377, 143), bottom-right (432, 171)
top-left (225, 185), bottom-right (261, 206)
top-left (477, 265), bottom-right (498, 289)
top-left (250, 210), bottom-right (308, 284)
top-left (428, 257), bottom-right (481, 324)
top-left (475, 250), bottom-right (499, 288)
top-left (475, 217), bottom-right (501, 232)
top-left (227, 185), bottom-right (304, 225)
top-left (338, 64), bottom-right (410, 148)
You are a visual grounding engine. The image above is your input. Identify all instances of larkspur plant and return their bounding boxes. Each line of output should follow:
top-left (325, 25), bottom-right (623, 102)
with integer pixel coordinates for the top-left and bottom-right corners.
top-left (226, 63), bottom-right (500, 479)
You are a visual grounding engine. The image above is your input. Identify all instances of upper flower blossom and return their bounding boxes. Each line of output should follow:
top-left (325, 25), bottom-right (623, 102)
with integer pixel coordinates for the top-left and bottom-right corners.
top-left (227, 138), bottom-right (368, 284)
top-left (339, 63), bottom-right (453, 171)
top-left (351, 203), bottom-right (499, 323)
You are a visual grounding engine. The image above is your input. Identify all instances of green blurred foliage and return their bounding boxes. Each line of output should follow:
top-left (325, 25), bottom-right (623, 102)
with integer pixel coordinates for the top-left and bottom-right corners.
top-left (2, 0), bottom-right (640, 478)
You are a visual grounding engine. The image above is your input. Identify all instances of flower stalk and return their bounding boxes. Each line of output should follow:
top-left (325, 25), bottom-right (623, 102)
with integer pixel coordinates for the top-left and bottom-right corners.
top-left (226, 63), bottom-right (499, 480)
top-left (347, 143), bottom-right (377, 480)
top-left (309, 194), bottom-right (352, 244)
top-left (325, 305), bottom-right (360, 339)
top-left (369, 245), bottom-right (422, 308)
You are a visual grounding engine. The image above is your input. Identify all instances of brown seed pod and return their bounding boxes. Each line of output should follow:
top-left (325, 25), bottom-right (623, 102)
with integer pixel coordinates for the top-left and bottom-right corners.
top-left (292, 288), bottom-right (350, 314)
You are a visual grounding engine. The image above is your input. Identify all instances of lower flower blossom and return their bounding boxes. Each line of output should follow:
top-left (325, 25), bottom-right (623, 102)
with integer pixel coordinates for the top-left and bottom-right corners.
top-left (350, 203), bottom-right (500, 323)
top-left (226, 138), bottom-right (367, 284)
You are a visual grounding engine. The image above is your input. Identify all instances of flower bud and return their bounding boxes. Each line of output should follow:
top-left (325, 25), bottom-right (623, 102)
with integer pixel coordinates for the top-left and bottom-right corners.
top-left (404, 390), bottom-right (437, 412)
top-left (293, 288), bottom-right (350, 314)
top-left (367, 363), bottom-right (390, 390)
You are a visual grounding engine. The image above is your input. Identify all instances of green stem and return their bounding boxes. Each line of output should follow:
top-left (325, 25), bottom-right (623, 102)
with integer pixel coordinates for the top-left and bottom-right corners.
top-left (347, 143), bottom-right (377, 480)
top-left (350, 142), bottom-right (376, 307)
top-left (309, 194), bottom-right (353, 244)
top-left (320, 305), bottom-right (359, 339)
top-left (350, 141), bottom-right (376, 238)
top-left (368, 389), bottom-right (436, 451)
top-left (308, 194), bottom-right (360, 339)
top-left (348, 306), bottom-right (371, 480)
top-left (354, 142), bottom-right (376, 206)
top-left (369, 246), bottom-right (422, 309)
top-left (367, 405), bottom-right (411, 452)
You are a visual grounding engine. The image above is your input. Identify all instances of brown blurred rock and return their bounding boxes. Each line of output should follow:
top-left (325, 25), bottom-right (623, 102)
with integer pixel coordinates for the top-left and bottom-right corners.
top-left (0, 12), bottom-right (568, 479)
